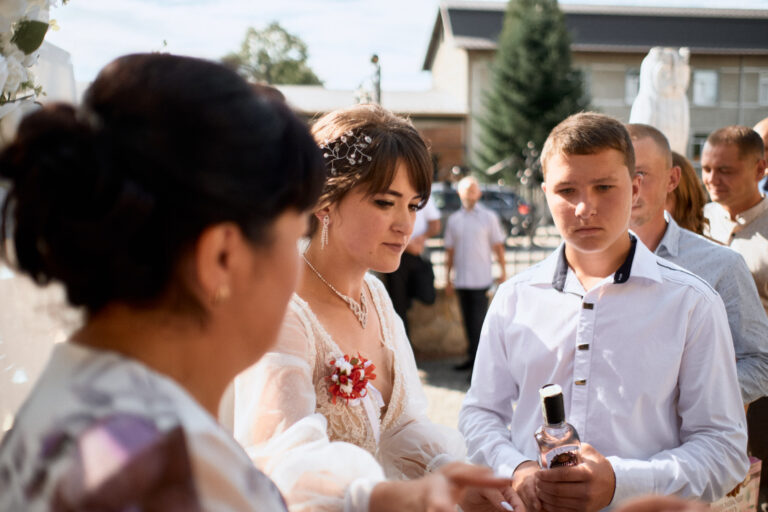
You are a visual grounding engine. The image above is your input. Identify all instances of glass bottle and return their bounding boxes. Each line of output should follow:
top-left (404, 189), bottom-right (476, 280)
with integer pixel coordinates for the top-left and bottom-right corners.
top-left (534, 383), bottom-right (581, 469)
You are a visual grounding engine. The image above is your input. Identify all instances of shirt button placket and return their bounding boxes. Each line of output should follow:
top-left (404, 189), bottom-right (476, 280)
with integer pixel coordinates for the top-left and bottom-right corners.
top-left (571, 296), bottom-right (595, 438)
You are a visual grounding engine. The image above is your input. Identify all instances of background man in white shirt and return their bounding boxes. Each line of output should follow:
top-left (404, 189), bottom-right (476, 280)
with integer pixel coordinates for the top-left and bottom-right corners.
top-left (460, 113), bottom-right (748, 512)
top-left (444, 176), bottom-right (506, 371)
top-left (753, 117), bottom-right (768, 193)
top-left (701, 125), bottom-right (768, 508)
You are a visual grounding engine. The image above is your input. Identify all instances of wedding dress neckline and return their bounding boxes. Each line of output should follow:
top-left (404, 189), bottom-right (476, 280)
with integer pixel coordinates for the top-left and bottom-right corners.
top-left (290, 273), bottom-right (405, 438)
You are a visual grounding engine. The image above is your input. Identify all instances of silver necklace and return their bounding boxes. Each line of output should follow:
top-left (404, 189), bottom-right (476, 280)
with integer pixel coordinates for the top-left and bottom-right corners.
top-left (303, 254), bottom-right (368, 329)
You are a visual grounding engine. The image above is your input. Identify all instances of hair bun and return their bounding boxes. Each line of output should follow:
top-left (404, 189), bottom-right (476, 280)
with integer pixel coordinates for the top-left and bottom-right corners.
top-left (0, 103), bottom-right (155, 297)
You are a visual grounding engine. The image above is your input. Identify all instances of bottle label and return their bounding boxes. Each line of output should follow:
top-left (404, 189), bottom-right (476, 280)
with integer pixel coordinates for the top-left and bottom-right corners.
top-left (544, 444), bottom-right (580, 468)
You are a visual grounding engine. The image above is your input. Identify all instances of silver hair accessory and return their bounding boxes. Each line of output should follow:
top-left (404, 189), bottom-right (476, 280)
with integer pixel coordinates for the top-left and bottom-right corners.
top-left (321, 215), bottom-right (330, 249)
top-left (303, 254), bottom-right (368, 328)
top-left (319, 130), bottom-right (373, 175)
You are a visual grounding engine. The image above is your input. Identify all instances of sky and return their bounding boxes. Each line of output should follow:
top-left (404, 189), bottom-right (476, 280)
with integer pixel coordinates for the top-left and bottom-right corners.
top-left (45, 0), bottom-right (768, 92)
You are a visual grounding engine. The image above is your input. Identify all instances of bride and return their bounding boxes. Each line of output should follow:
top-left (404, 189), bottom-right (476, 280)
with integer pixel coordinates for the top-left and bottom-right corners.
top-left (230, 104), bottom-right (520, 512)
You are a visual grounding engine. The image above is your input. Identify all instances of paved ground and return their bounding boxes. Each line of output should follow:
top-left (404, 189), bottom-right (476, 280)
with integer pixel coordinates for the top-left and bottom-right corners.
top-left (417, 356), bottom-right (472, 429)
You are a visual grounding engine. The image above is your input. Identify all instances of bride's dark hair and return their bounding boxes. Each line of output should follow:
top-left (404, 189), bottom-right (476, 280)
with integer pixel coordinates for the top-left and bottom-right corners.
top-left (0, 53), bottom-right (324, 315)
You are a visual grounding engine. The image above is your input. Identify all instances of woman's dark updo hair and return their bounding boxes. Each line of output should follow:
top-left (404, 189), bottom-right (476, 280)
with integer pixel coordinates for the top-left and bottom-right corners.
top-left (0, 53), bottom-right (324, 314)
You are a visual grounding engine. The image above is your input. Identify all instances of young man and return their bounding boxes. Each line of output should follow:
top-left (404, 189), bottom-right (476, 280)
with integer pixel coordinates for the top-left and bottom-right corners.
top-left (459, 113), bottom-right (748, 511)
top-left (444, 176), bottom-right (507, 371)
top-left (701, 125), bottom-right (768, 509)
top-left (627, 123), bottom-right (768, 406)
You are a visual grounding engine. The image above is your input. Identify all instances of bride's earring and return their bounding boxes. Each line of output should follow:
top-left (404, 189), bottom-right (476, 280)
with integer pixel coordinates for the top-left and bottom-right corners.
top-left (321, 215), bottom-right (329, 249)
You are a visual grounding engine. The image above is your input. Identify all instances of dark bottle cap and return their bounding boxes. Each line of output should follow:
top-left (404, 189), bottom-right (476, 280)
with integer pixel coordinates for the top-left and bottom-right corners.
top-left (539, 384), bottom-right (566, 425)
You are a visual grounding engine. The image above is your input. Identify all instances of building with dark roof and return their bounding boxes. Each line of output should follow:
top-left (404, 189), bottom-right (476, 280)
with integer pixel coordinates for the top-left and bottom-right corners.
top-left (424, 1), bottom-right (768, 171)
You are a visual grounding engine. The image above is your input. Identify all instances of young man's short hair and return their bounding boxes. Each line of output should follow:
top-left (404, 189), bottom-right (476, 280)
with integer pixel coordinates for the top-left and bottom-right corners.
top-left (541, 112), bottom-right (635, 177)
top-left (625, 123), bottom-right (673, 168)
top-left (706, 126), bottom-right (765, 160)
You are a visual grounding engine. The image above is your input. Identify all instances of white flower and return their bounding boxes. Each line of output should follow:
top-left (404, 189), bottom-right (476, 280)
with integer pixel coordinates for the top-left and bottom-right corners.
top-left (3, 54), bottom-right (26, 96)
top-left (0, 56), bottom-right (8, 94)
top-left (337, 360), bottom-right (353, 375)
top-left (340, 382), bottom-right (353, 395)
top-left (23, 5), bottom-right (49, 23)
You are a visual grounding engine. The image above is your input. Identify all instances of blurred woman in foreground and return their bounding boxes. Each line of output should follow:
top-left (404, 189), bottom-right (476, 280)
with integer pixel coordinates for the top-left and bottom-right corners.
top-left (0, 53), bottom-right (324, 510)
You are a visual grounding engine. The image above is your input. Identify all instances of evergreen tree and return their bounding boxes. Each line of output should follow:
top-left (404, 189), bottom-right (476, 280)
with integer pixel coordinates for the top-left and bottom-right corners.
top-left (222, 22), bottom-right (323, 85)
top-left (475, 0), bottom-right (588, 182)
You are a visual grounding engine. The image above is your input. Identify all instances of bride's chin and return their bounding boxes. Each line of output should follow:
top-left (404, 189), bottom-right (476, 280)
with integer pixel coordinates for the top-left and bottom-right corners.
top-left (370, 257), bottom-right (402, 274)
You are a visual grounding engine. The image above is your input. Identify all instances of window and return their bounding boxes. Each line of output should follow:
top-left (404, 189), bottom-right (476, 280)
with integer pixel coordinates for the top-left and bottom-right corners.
top-left (625, 68), bottom-right (640, 105)
top-left (690, 133), bottom-right (709, 162)
top-left (759, 72), bottom-right (768, 106)
top-left (692, 70), bottom-right (718, 106)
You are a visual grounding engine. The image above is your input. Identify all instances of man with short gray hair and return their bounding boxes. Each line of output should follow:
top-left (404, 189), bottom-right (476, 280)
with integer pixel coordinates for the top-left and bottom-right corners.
top-left (444, 176), bottom-right (507, 371)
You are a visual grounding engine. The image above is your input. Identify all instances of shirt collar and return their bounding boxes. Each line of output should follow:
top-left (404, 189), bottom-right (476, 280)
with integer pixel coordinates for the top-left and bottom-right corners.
top-left (535, 234), bottom-right (661, 292)
top-left (734, 195), bottom-right (768, 226)
top-left (656, 212), bottom-right (680, 258)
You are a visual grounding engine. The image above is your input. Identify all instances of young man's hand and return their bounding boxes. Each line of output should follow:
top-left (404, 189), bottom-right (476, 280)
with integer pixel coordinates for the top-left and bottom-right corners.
top-left (534, 443), bottom-right (616, 512)
top-left (512, 461), bottom-right (542, 511)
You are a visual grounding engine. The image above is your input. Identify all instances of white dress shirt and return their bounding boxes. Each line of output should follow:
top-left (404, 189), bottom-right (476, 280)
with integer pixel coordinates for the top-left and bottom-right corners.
top-left (704, 196), bottom-right (768, 314)
top-left (444, 204), bottom-right (505, 289)
top-left (656, 214), bottom-right (768, 404)
top-left (459, 236), bottom-right (749, 505)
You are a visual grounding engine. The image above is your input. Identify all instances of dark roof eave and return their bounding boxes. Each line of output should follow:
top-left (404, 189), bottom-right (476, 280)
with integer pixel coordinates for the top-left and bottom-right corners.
top-left (423, 5), bottom-right (451, 71)
top-left (571, 44), bottom-right (768, 55)
top-left (451, 43), bottom-right (768, 56)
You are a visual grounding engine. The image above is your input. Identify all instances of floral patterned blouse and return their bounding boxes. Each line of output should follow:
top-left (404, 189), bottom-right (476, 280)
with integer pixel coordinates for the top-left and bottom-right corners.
top-left (0, 342), bottom-right (287, 511)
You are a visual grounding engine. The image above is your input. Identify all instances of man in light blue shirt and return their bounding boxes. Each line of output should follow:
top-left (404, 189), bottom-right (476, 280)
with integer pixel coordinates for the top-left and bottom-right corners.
top-left (627, 123), bottom-right (768, 405)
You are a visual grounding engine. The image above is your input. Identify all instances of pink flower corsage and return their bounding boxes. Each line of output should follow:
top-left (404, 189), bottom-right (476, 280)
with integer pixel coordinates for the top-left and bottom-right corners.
top-left (327, 354), bottom-right (377, 405)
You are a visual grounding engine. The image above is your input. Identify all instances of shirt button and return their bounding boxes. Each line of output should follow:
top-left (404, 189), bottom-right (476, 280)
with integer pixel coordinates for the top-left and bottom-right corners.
top-left (578, 344), bottom-right (589, 351)
top-left (583, 302), bottom-right (594, 310)
top-left (575, 379), bottom-right (587, 385)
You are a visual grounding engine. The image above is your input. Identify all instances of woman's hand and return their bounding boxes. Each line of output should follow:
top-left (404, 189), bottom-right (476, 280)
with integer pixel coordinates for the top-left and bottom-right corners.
top-left (370, 462), bottom-right (511, 512)
top-left (462, 484), bottom-right (527, 512)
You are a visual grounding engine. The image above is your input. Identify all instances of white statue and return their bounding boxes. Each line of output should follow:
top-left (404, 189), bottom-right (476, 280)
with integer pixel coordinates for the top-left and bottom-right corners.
top-left (629, 47), bottom-right (690, 154)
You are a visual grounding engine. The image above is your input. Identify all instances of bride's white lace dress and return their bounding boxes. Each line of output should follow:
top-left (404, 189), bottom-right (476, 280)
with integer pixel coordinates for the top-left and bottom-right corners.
top-left (231, 274), bottom-right (465, 511)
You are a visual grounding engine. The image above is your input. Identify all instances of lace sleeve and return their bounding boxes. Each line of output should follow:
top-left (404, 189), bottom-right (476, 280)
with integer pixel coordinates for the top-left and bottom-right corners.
top-left (232, 302), bottom-right (385, 512)
top-left (368, 276), bottom-right (467, 479)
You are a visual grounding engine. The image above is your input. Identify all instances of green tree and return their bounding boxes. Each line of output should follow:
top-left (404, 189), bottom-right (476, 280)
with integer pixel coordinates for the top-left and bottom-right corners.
top-left (222, 22), bottom-right (322, 85)
top-left (475, 0), bottom-right (588, 182)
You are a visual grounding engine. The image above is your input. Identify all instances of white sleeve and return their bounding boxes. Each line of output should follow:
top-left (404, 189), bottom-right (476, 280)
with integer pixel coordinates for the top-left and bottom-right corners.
top-left (607, 291), bottom-right (749, 504)
top-left (232, 306), bottom-right (385, 512)
top-left (459, 283), bottom-right (531, 477)
top-left (371, 277), bottom-right (467, 478)
top-left (716, 250), bottom-right (768, 404)
top-left (444, 214), bottom-right (456, 249)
